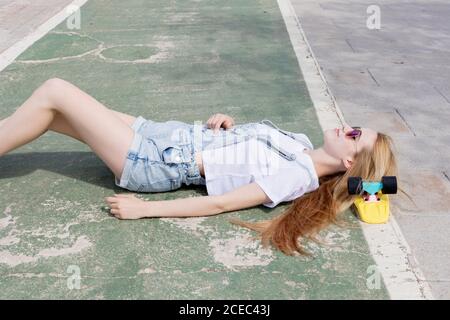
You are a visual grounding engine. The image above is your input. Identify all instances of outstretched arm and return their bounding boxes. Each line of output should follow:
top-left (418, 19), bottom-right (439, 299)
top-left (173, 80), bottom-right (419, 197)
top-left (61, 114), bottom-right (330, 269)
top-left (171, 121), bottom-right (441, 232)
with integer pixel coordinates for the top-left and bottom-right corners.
top-left (105, 182), bottom-right (271, 220)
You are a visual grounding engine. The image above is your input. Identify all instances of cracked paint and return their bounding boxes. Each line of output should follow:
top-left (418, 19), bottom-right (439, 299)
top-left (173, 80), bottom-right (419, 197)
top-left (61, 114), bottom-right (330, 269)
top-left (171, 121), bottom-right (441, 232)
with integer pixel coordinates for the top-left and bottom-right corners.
top-left (100, 45), bottom-right (159, 61)
top-left (209, 234), bottom-right (274, 269)
top-left (161, 217), bottom-right (274, 269)
top-left (0, 236), bottom-right (92, 267)
top-left (16, 32), bottom-right (100, 62)
top-left (97, 41), bottom-right (175, 64)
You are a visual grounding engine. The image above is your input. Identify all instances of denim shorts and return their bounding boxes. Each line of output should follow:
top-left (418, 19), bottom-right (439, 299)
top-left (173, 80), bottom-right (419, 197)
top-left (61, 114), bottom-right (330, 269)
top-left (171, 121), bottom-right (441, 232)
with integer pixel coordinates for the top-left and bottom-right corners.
top-left (115, 116), bottom-right (206, 193)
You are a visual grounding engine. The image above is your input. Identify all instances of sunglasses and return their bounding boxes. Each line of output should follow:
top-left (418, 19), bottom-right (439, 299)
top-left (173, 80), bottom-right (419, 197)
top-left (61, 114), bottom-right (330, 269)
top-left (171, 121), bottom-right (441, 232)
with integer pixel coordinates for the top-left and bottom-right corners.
top-left (344, 126), bottom-right (362, 154)
top-left (346, 126), bottom-right (362, 140)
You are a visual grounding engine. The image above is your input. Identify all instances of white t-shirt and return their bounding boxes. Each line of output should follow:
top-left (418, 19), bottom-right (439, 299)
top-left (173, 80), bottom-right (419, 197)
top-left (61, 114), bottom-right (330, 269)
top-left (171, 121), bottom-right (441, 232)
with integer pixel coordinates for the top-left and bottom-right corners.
top-left (201, 124), bottom-right (320, 208)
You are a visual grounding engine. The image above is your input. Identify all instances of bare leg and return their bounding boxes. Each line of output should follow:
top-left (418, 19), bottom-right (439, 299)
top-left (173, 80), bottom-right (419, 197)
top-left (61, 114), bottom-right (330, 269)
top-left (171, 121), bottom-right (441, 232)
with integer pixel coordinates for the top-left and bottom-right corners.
top-left (0, 78), bottom-right (139, 178)
top-left (0, 110), bottom-right (137, 143)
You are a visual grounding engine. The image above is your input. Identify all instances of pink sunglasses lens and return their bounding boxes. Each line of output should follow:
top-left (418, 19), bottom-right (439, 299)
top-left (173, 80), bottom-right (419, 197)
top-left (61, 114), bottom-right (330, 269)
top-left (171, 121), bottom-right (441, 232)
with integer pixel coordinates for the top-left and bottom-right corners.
top-left (347, 129), bottom-right (361, 137)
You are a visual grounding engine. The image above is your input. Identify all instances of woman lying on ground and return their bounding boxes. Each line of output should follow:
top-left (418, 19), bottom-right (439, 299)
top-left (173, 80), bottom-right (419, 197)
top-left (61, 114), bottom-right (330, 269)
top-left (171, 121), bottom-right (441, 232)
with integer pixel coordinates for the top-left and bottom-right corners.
top-left (0, 78), bottom-right (397, 255)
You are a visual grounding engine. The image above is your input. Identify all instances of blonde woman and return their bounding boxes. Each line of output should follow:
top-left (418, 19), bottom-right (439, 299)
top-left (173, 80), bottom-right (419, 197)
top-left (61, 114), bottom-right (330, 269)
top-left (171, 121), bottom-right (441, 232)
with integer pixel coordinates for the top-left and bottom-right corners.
top-left (0, 78), bottom-right (398, 255)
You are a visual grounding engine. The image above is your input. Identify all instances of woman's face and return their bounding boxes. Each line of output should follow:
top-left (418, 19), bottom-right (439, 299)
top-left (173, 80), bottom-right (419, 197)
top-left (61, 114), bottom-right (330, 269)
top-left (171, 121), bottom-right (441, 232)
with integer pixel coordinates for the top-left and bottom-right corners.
top-left (323, 123), bottom-right (378, 169)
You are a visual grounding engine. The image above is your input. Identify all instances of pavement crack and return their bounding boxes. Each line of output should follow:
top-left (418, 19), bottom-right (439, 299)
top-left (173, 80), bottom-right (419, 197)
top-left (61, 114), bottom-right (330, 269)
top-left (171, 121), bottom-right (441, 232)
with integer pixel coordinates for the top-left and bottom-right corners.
top-left (394, 108), bottom-right (416, 136)
top-left (366, 68), bottom-right (380, 87)
top-left (345, 39), bottom-right (356, 53)
top-left (433, 86), bottom-right (450, 104)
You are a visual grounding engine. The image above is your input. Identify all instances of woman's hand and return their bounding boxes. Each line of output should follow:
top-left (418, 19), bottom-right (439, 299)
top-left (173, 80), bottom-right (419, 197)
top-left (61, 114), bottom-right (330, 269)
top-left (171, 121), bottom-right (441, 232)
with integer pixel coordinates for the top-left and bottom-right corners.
top-left (206, 113), bottom-right (235, 133)
top-left (105, 193), bottom-right (148, 220)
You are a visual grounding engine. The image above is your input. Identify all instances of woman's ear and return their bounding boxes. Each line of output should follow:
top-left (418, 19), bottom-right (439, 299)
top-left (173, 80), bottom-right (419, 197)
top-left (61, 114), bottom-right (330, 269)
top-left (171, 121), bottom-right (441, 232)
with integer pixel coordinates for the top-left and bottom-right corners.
top-left (343, 157), bottom-right (353, 170)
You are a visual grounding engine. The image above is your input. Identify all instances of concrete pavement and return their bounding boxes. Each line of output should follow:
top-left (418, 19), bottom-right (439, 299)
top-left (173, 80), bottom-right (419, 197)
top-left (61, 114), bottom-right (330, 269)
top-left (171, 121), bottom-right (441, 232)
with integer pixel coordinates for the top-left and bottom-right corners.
top-left (0, 0), bottom-right (75, 55)
top-left (290, 0), bottom-right (450, 299)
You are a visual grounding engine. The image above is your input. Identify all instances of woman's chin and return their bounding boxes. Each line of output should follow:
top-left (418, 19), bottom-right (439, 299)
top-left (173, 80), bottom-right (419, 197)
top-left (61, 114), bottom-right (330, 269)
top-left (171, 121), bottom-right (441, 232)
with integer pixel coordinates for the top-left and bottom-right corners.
top-left (324, 130), bottom-right (337, 143)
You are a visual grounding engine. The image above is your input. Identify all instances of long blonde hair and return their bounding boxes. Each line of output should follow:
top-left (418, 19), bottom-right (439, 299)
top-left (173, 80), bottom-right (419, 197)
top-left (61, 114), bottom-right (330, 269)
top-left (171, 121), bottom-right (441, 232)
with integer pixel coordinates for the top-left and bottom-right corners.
top-left (230, 132), bottom-right (400, 255)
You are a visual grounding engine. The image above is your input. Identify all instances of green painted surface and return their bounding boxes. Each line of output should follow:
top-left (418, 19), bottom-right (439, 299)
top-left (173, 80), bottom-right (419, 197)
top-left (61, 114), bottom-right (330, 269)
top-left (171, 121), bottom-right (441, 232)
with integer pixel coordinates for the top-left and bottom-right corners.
top-left (101, 46), bottom-right (159, 61)
top-left (0, 0), bottom-right (388, 299)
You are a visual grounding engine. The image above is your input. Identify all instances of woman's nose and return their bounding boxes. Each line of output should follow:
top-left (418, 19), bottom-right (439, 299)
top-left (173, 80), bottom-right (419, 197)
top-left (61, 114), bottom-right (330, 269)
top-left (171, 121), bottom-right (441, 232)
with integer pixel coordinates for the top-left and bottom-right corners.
top-left (342, 123), bottom-right (352, 134)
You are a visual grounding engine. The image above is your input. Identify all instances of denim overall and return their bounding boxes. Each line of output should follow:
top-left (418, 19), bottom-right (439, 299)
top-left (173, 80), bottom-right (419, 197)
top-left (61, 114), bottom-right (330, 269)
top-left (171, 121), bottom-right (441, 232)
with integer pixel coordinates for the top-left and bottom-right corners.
top-left (117, 117), bottom-right (316, 193)
top-left (189, 119), bottom-right (316, 188)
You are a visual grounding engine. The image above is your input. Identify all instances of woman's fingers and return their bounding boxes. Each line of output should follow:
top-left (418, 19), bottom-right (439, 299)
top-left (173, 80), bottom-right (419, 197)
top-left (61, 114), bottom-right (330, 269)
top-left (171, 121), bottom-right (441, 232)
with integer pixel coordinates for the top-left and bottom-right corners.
top-left (208, 114), bottom-right (225, 131)
top-left (207, 113), bottom-right (235, 132)
top-left (114, 193), bottom-right (135, 198)
top-left (105, 196), bottom-right (146, 220)
top-left (213, 120), bottom-right (223, 132)
top-left (108, 203), bottom-right (119, 209)
top-left (105, 194), bottom-right (132, 205)
top-left (207, 114), bottom-right (218, 128)
top-left (104, 197), bottom-right (119, 213)
top-left (105, 196), bottom-right (118, 203)
top-left (210, 114), bottom-right (220, 130)
top-left (223, 119), bottom-right (234, 129)
top-left (214, 115), bottom-right (226, 132)
top-left (206, 115), bottom-right (213, 127)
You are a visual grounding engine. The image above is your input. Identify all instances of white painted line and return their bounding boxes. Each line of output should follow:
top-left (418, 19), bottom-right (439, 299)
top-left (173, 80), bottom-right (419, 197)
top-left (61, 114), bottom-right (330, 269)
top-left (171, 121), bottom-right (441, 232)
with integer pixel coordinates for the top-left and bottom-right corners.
top-left (362, 214), bottom-right (434, 299)
top-left (0, 0), bottom-right (89, 73)
top-left (277, 0), bottom-right (434, 300)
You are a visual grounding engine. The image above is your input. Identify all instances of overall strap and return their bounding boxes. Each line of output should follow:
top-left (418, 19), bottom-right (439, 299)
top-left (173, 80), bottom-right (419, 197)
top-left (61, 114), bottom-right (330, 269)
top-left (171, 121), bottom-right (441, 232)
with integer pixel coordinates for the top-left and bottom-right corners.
top-left (256, 135), bottom-right (315, 189)
top-left (260, 119), bottom-right (296, 140)
top-left (195, 121), bottom-right (316, 189)
top-left (259, 119), bottom-right (316, 188)
top-left (261, 136), bottom-right (316, 187)
top-left (260, 119), bottom-right (313, 149)
top-left (256, 136), bottom-right (297, 161)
